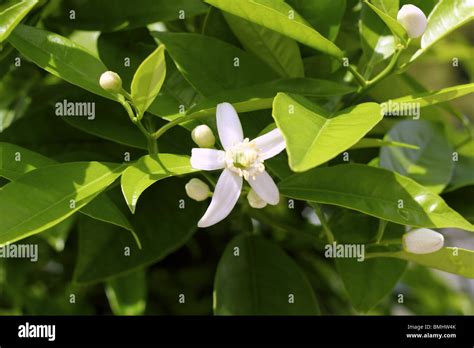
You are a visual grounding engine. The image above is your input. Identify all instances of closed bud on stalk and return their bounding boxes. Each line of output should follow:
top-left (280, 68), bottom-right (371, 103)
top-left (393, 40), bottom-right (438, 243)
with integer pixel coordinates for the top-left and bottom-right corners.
top-left (247, 189), bottom-right (267, 209)
top-left (191, 125), bottom-right (215, 148)
top-left (403, 228), bottom-right (444, 254)
top-left (99, 71), bottom-right (122, 92)
top-left (185, 178), bottom-right (211, 202)
top-left (397, 4), bottom-right (427, 38)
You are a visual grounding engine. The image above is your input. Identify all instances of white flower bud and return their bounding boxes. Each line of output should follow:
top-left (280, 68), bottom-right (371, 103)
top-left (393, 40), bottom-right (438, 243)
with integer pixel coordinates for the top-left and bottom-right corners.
top-left (397, 4), bottom-right (427, 39)
top-left (185, 178), bottom-right (211, 202)
top-left (403, 228), bottom-right (444, 254)
top-left (99, 71), bottom-right (122, 92)
top-left (191, 125), bottom-right (215, 148)
top-left (247, 189), bottom-right (267, 209)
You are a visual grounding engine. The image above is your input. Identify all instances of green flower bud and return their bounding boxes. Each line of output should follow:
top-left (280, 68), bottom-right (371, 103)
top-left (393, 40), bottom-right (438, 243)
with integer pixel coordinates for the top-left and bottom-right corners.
top-left (99, 71), bottom-right (122, 93)
top-left (403, 228), bottom-right (444, 254)
top-left (191, 125), bottom-right (215, 148)
top-left (185, 178), bottom-right (211, 202)
top-left (247, 189), bottom-right (267, 209)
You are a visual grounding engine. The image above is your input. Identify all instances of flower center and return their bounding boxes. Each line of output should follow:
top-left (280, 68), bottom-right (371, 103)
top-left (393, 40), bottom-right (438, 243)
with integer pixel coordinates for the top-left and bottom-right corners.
top-left (225, 138), bottom-right (265, 180)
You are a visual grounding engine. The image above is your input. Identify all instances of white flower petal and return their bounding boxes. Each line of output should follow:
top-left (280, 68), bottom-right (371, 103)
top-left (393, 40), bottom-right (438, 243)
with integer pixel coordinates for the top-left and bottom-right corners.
top-left (252, 128), bottom-right (286, 160)
top-left (198, 169), bottom-right (243, 228)
top-left (216, 102), bottom-right (243, 150)
top-left (247, 170), bottom-right (279, 205)
top-left (190, 148), bottom-right (225, 171)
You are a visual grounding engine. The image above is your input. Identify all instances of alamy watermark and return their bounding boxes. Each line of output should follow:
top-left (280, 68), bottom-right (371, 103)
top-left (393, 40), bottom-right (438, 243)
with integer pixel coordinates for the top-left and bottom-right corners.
top-left (324, 242), bottom-right (365, 262)
top-left (55, 99), bottom-right (95, 120)
top-left (0, 243), bottom-right (38, 262)
top-left (381, 100), bottom-right (420, 120)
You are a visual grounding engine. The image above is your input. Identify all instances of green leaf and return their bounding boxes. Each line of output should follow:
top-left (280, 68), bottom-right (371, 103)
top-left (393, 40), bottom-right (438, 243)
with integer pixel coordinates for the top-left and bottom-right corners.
top-left (205, 0), bottom-right (344, 58)
top-left (380, 120), bottom-right (454, 194)
top-left (286, 0), bottom-right (346, 41)
top-left (8, 25), bottom-right (115, 101)
top-left (46, 0), bottom-right (208, 31)
top-left (81, 193), bottom-right (141, 249)
top-left (97, 28), bottom-right (157, 90)
top-left (447, 142), bottom-right (474, 191)
top-left (278, 163), bottom-right (474, 231)
top-left (364, 0), bottom-right (407, 45)
top-left (153, 31), bottom-right (277, 96)
top-left (0, 142), bottom-right (55, 180)
top-left (386, 83), bottom-right (474, 108)
top-left (0, 162), bottom-right (124, 245)
top-left (105, 269), bottom-right (146, 315)
top-left (359, 0), bottom-right (399, 77)
top-left (131, 45), bottom-right (166, 115)
top-left (74, 178), bottom-right (203, 283)
top-left (0, 0), bottom-right (37, 43)
top-left (410, 0), bottom-right (474, 62)
top-left (0, 142), bottom-right (141, 247)
top-left (184, 78), bottom-right (356, 120)
top-left (336, 258), bottom-right (407, 312)
top-left (121, 154), bottom-right (197, 214)
top-left (351, 137), bottom-right (419, 150)
top-left (272, 93), bottom-right (382, 172)
top-left (328, 211), bottom-right (407, 312)
top-left (214, 234), bottom-right (320, 315)
top-left (369, 247), bottom-right (474, 278)
top-left (41, 215), bottom-right (76, 252)
top-left (224, 13), bottom-right (304, 77)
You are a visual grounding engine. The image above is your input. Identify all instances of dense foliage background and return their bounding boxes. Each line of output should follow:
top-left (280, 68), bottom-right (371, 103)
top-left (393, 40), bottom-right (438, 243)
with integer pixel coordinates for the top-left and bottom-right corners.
top-left (0, 0), bottom-right (473, 315)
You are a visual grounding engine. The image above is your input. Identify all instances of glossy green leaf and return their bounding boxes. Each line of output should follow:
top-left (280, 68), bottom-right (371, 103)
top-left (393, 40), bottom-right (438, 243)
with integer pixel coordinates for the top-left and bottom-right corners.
top-left (368, 247), bottom-right (474, 278)
top-left (203, 6), bottom-right (241, 46)
top-left (351, 137), bottom-right (419, 150)
top-left (410, 0), bottom-right (474, 62)
top-left (380, 120), bottom-right (454, 193)
top-left (214, 234), bottom-right (320, 315)
top-left (0, 162), bottom-right (125, 245)
top-left (41, 215), bottom-right (76, 252)
top-left (75, 178), bottom-right (203, 283)
top-left (336, 258), bottom-right (407, 312)
top-left (0, 142), bottom-right (55, 180)
top-left (46, 0), bottom-right (208, 32)
top-left (447, 142), bottom-right (474, 191)
top-left (97, 28), bottom-right (157, 92)
top-left (224, 13), bottom-right (304, 77)
top-left (278, 163), bottom-right (474, 231)
top-left (286, 0), bottom-right (346, 41)
top-left (81, 193), bottom-right (141, 249)
top-left (387, 83), bottom-right (474, 108)
top-left (184, 78), bottom-right (356, 120)
top-left (328, 211), bottom-right (407, 312)
top-left (0, 142), bottom-right (141, 247)
top-left (364, 0), bottom-right (407, 45)
top-left (359, 0), bottom-right (398, 76)
top-left (121, 154), bottom-right (197, 214)
top-left (272, 93), bottom-right (382, 172)
top-left (8, 25), bottom-right (115, 101)
top-left (205, 0), bottom-right (344, 58)
top-left (131, 45), bottom-right (166, 115)
top-left (0, 0), bottom-right (37, 43)
top-left (153, 31), bottom-right (277, 96)
top-left (105, 269), bottom-right (146, 315)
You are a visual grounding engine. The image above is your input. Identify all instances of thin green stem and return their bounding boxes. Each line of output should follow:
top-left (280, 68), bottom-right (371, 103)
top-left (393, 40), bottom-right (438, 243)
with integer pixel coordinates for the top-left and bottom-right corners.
top-left (119, 96), bottom-right (158, 155)
top-left (343, 48), bottom-right (403, 108)
top-left (366, 48), bottom-right (402, 86)
top-left (374, 219), bottom-right (388, 244)
top-left (152, 112), bottom-right (208, 140)
top-left (312, 203), bottom-right (335, 244)
top-left (347, 64), bottom-right (367, 87)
